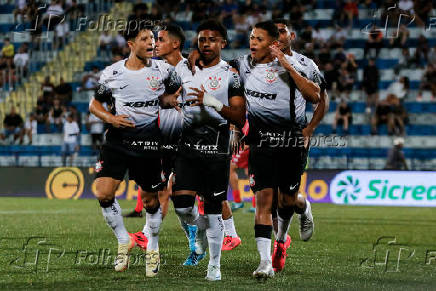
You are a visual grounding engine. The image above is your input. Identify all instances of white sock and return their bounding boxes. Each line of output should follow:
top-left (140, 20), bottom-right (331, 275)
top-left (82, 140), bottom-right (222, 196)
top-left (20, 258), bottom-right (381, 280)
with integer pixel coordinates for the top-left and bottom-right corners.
top-left (142, 220), bottom-right (150, 238)
top-left (194, 215), bottom-right (208, 254)
top-left (175, 206), bottom-right (199, 239)
top-left (206, 214), bottom-right (224, 267)
top-left (223, 216), bottom-right (238, 237)
top-left (146, 207), bottom-right (162, 251)
top-left (277, 214), bottom-right (293, 242)
top-left (255, 237), bottom-right (271, 262)
top-left (101, 199), bottom-right (129, 244)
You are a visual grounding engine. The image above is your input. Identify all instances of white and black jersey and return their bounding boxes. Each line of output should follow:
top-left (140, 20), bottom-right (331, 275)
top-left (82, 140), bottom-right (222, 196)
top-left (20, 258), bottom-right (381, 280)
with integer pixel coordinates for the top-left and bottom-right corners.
top-left (179, 59), bottom-right (244, 158)
top-left (158, 58), bottom-right (192, 147)
top-left (95, 58), bottom-right (181, 156)
top-left (233, 52), bottom-right (325, 144)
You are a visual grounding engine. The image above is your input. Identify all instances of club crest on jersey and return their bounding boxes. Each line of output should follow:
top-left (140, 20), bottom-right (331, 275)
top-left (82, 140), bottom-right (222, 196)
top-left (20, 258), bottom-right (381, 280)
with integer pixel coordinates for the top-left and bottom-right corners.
top-left (265, 69), bottom-right (278, 84)
top-left (95, 160), bottom-right (103, 173)
top-left (208, 76), bottom-right (221, 91)
top-left (146, 76), bottom-right (160, 91)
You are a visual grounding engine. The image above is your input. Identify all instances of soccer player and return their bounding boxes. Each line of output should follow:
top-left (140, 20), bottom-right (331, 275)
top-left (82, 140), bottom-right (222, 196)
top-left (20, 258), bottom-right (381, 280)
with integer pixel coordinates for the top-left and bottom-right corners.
top-left (173, 20), bottom-right (245, 280)
top-left (271, 18), bottom-right (328, 254)
top-left (131, 24), bottom-right (199, 256)
top-left (89, 20), bottom-right (181, 276)
top-left (233, 21), bottom-right (325, 278)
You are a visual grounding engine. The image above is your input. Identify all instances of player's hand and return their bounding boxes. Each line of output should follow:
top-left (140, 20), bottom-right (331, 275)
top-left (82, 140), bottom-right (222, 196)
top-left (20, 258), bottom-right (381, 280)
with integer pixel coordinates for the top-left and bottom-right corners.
top-left (187, 50), bottom-right (203, 75)
top-left (269, 44), bottom-right (287, 63)
top-left (186, 85), bottom-right (205, 106)
top-left (168, 86), bottom-right (182, 112)
top-left (230, 128), bottom-right (241, 154)
top-left (109, 115), bottom-right (135, 128)
top-left (302, 126), bottom-right (314, 149)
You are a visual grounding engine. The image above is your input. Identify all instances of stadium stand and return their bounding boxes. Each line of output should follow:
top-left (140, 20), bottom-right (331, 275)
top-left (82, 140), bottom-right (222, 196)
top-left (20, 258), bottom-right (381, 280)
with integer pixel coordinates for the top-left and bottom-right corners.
top-left (0, 0), bottom-right (435, 170)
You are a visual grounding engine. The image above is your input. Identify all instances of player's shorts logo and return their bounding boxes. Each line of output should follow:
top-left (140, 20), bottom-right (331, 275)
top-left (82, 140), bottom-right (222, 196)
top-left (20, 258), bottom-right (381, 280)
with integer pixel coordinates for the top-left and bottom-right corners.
top-left (95, 160), bottom-right (103, 173)
top-left (265, 69), bottom-right (278, 84)
top-left (249, 174), bottom-right (255, 187)
top-left (147, 76), bottom-right (160, 91)
top-left (208, 76), bottom-right (221, 91)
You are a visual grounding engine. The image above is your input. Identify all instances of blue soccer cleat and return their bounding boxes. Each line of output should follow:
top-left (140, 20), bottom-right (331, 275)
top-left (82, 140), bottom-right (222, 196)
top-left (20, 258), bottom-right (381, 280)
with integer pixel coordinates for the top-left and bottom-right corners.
top-left (183, 251), bottom-right (206, 266)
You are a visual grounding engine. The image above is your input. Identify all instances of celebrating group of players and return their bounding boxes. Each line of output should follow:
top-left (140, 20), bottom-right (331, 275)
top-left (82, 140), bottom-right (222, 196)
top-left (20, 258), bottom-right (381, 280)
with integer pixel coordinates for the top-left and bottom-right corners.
top-left (89, 17), bottom-right (328, 281)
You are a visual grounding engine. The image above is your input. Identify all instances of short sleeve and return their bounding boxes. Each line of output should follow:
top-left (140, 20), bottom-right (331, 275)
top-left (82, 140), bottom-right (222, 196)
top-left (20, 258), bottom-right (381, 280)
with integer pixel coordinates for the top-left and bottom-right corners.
top-left (94, 67), bottom-right (113, 103)
top-left (228, 72), bottom-right (244, 98)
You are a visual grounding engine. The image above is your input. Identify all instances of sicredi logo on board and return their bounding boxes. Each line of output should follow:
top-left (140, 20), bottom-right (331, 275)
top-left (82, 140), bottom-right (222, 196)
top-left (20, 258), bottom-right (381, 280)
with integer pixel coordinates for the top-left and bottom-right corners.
top-left (330, 171), bottom-right (436, 207)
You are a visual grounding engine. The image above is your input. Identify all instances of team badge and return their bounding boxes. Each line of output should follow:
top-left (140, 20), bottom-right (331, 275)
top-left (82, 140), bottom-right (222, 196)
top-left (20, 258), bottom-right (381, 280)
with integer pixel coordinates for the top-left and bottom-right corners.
top-left (147, 76), bottom-right (160, 91)
top-left (208, 76), bottom-right (221, 91)
top-left (265, 69), bottom-right (278, 84)
top-left (95, 160), bottom-right (104, 173)
top-left (249, 174), bottom-right (255, 187)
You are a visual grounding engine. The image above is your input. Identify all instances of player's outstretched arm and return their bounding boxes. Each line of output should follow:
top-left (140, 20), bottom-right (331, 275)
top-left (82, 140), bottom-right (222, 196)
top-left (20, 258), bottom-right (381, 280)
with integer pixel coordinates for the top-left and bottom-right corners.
top-left (159, 86), bottom-right (182, 111)
top-left (270, 45), bottom-right (320, 104)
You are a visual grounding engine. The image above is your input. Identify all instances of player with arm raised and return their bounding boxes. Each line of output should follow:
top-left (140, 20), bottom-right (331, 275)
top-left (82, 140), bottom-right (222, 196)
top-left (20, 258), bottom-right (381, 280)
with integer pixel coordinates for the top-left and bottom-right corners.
top-left (234, 21), bottom-right (323, 278)
top-left (89, 19), bottom-right (181, 276)
top-left (173, 20), bottom-right (245, 281)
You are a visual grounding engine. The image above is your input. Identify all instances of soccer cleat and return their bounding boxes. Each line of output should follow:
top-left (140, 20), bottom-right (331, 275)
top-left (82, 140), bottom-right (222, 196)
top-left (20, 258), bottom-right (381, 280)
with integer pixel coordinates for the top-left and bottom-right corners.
top-left (222, 235), bottom-right (241, 251)
top-left (114, 237), bottom-right (135, 272)
top-left (299, 200), bottom-right (314, 241)
top-left (231, 202), bottom-right (244, 211)
top-left (145, 249), bottom-right (160, 277)
top-left (183, 251), bottom-right (206, 266)
top-left (128, 231), bottom-right (148, 250)
top-left (284, 234), bottom-right (292, 249)
top-left (205, 264), bottom-right (221, 281)
top-left (252, 260), bottom-right (274, 279)
top-left (272, 240), bottom-right (287, 272)
top-left (187, 225), bottom-right (197, 252)
top-left (123, 210), bottom-right (143, 218)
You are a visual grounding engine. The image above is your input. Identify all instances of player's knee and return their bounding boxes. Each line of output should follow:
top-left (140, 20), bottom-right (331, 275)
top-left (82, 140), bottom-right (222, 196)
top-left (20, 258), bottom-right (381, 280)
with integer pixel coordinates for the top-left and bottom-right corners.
top-left (98, 197), bottom-right (115, 208)
top-left (95, 189), bottom-right (114, 201)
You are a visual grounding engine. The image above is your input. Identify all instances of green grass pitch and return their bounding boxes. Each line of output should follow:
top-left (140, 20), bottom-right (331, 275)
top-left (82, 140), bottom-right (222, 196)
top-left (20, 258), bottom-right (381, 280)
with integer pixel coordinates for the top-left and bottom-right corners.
top-left (1, 198), bottom-right (435, 290)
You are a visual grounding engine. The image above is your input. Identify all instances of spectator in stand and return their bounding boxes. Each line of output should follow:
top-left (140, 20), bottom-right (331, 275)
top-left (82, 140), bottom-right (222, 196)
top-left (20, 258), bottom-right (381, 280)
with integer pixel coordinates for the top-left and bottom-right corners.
top-left (54, 21), bottom-right (70, 50)
top-left (62, 113), bottom-right (80, 166)
top-left (414, 0), bottom-right (433, 27)
top-left (99, 31), bottom-right (113, 58)
top-left (49, 98), bottom-right (66, 131)
top-left (171, 4), bottom-right (193, 22)
top-left (289, 4), bottom-right (304, 31)
top-left (428, 47), bottom-right (436, 65)
top-left (417, 63), bottom-right (436, 101)
top-left (388, 76), bottom-right (409, 103)
top-left (385, 137), bottom-right (408, 170)
top-left (41, 76), bottom-right (55, 100)
top-left (42, 0), bottom-right (65, 30)
top-left (328, 26), bottom-right (347, 49)
top-left (415, 34), bottom-right (429, 67)
top-left (337, 62), bottom-right (355, 96)
top-left (371, 99), bottom-right (394, 135)
top-left (86, 111), bottom-right (104, 150)
top-left (342, 0), bottom-right (359, 30)
top-left (1, 38), bottom-right (15, 69)
top-left (317, 45), bottom-right (332, 70)
top-left (323, 62), bottom-right (340, 98)
top-left (363, 59), bottom-right (380, 112)
top-left (333, 47), bottom-right (346, 69)
top-left (312, 23), bottom-right (330, 48)
top-left (35, 97), bottom-right (50, 127)
top-left (0, 107), bottom-right (24, 144)
top-left (68, 105), bottom-right (82, 130)
top-left (13, 45), bottom-right (29, 78)
top-left (14, 0), bottom-right (28, 23)
top-left (233, 13), bottom-right (250, 48)
top-left (394, 48), bottom-right (417, 74)
top-left (219, 0), bottom-right (238, 26)
top-left (389, 94), bottom-right (408, 136)
top-left (398, 0), bottom-right (414, 14)
top-left (389, 24), bottom-right (409, 48)
top-left (332, 98), bottom-right (352, 135)
top-left (54, 77), bottom-right (73, 105)
top-left (81, 66), bottom-right (101, 91)
top-left (364, 25), bottom-right (383, 59)
top-left (24, 112), bottom-right (37, 144)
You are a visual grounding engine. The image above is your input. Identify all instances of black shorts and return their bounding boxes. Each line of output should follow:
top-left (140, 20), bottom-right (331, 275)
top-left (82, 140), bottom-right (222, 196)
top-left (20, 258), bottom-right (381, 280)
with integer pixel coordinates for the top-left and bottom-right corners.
top-left (173, 154), bottom-right (229, 202)
top-left (161, 150), bottom-right (177, 183)
top-left (248, 146), bottom-right (308, 194)
top-left (95, 146), bottom-right (164, 192)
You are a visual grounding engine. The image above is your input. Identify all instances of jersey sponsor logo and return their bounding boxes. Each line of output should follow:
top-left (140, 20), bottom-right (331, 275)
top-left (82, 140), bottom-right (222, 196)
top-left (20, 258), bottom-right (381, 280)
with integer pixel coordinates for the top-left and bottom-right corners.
top-left (265, 68), bottom-right (278, 84)
top-left (245, 88), bottom-right (277, 100)
top-left (207, 76), bottom-right (221, 91)
top-left (123, 100), bottom-right (159, 107)
top-left (113, 70), bottom-right (118, 75)
top-left (146, 76), bottom-right (160, 91)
